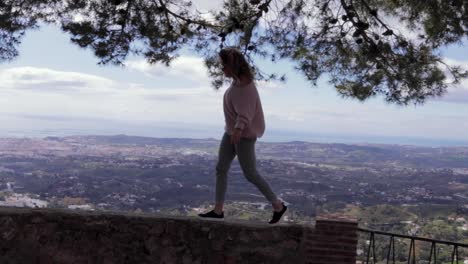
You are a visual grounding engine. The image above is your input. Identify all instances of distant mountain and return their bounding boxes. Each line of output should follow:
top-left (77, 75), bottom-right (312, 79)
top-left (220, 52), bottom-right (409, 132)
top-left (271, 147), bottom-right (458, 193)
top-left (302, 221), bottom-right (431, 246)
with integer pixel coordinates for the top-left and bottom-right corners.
top-left (46, 134), bottom-right (217, 146)
top-left (33, 134), bottom-right (468, 168)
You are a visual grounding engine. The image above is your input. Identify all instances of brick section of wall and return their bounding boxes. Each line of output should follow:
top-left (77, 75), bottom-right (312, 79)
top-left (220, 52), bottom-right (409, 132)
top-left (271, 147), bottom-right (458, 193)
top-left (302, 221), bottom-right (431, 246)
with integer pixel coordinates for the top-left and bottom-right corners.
top-left (305, 214), bottom-right (359, 264)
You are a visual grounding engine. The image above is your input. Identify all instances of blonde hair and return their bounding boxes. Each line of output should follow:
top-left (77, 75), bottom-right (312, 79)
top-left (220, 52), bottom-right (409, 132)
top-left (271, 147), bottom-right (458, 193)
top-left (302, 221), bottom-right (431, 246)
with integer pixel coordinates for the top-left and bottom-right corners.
top-left (219, 48), bottom-right (254, 82)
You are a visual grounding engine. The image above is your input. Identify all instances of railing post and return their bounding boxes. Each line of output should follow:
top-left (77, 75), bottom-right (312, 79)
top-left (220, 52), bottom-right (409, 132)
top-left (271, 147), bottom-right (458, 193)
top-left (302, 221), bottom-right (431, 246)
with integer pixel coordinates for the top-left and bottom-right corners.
top-left (429, 242), bottom-right (436, 264)
top-left (407, 239), bottom-right (416, 264)
top-left (451, 245), bottom-right (459, 264)
top-left (386, 235), bottom-right (395, 264)
top-left (366, 232), bottom-right (375, 264)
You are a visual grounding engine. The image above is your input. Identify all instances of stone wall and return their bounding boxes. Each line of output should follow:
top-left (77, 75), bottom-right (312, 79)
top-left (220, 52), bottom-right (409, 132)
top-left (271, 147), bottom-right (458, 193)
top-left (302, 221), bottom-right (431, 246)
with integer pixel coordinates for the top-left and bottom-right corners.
top-left (0, 207), bottom-right (358, 264)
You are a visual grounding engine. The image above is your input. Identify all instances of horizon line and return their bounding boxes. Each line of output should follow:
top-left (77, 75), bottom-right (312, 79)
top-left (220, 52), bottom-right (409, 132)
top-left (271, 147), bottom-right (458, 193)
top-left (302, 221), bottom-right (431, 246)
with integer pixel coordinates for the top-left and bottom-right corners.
top-left (1, 133), bottom-right (467, 148)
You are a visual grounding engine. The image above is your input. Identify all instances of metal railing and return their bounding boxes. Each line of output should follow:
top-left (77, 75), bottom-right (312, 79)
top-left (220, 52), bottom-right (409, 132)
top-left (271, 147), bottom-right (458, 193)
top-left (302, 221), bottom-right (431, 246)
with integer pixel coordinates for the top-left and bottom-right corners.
top-left (358, 227), bottom-right (468, 264)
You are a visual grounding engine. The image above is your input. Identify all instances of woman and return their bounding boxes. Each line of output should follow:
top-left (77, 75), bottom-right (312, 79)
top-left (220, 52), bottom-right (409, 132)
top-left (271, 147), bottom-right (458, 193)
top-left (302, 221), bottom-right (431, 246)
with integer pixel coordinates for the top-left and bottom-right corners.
top-left (198, 47), bottom-right (287, 224)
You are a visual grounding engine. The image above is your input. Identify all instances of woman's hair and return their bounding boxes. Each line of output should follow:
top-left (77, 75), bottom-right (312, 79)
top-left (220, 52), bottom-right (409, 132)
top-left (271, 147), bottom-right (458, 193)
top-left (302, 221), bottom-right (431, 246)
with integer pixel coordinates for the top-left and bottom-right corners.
top-left (219, 48), bottom-right (254, 82)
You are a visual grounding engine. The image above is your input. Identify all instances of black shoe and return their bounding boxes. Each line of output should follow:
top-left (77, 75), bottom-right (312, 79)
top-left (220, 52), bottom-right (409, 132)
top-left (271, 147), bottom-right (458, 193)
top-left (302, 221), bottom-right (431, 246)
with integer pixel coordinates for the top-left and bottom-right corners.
top-left (269, 203), bottom-right (287, 224)
top-left (198, 210), bottom-right (224, 220)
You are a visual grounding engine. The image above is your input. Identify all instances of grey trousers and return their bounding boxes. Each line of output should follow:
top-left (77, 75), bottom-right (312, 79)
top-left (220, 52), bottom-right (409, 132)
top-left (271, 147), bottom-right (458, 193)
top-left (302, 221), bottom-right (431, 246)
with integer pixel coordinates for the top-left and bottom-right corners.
top-left (215, 133), bottom-right (278, 203)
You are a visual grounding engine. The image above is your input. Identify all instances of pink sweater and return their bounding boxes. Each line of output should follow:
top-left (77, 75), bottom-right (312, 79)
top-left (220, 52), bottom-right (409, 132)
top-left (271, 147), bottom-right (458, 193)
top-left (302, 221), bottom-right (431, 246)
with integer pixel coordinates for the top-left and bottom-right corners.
top-left (223, 81), bottom-right (265, 139)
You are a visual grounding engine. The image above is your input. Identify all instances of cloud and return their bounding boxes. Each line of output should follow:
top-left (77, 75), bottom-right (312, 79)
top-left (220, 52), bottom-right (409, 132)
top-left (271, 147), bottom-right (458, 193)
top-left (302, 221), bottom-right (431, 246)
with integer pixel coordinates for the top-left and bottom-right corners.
top-left (266, 112), bottom-right (306, 122)
top-left (433, 58), bottom-right (468, 103)
top-left (16, 113), bottom-right (109, 123)
top-left (0, 67), bottom-right (116, 94)
top-left (125, 56), bottom-right (210, 86)
top-left (442, 86), bottom-right (468, 103)
top-left (0, 65), bottom-right (225, 127)
top-left (191, 0), bottom-right (222, 11)
top-left (256, 80), bottom-right (283, 89)
top-left (0, 65), bottom-right (217, 101)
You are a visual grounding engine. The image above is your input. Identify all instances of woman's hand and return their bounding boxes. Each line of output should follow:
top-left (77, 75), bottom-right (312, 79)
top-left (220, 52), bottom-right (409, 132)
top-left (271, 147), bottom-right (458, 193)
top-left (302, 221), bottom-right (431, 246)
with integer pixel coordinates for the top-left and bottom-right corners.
top-left (231, 128), bottom-right (242, 144)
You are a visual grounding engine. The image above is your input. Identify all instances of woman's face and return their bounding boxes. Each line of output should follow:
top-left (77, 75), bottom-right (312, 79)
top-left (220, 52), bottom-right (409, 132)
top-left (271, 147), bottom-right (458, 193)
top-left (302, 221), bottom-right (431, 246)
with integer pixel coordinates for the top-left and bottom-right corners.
top-left (221, 58), bottom-right (233, 77)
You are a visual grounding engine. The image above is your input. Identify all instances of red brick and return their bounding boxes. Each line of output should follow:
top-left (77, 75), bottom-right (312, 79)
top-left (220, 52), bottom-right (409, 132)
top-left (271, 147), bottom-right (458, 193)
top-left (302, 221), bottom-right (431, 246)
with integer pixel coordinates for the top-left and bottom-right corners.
top-left (305, 218), bottom-right (358, 264)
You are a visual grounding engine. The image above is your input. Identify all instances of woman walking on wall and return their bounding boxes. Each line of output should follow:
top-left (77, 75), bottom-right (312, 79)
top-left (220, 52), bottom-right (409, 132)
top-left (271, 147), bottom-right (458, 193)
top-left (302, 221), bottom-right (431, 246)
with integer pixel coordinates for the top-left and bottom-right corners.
top-left (198, 48), bottom-right (287, 224)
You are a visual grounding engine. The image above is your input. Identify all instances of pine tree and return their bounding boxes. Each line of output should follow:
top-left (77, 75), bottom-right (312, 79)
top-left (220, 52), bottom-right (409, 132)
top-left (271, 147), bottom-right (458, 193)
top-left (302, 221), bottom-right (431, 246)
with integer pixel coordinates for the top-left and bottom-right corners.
top-left (1, 0), bottom-right (467, 104)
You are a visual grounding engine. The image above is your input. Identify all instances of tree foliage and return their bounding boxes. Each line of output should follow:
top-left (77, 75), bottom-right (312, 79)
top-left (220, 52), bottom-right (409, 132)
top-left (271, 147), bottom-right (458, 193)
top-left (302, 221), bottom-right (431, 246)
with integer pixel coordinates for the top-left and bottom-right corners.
top-left (1, 0), bottom-right (467, 104)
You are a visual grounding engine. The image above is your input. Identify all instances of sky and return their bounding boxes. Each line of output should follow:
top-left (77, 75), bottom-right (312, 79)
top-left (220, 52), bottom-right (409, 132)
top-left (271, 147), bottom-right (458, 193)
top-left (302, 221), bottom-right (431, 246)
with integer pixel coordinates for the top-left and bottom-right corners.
top-left (0, 1), bottom-right (468, 146)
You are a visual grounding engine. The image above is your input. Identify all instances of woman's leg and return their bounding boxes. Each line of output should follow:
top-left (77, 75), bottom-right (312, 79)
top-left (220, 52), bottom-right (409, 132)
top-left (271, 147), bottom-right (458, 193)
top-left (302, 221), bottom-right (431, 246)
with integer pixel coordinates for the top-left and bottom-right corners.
top-left (236, 138), bottom-right (283, 211)
top-left (214, 133), bottom-right (237, 213)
